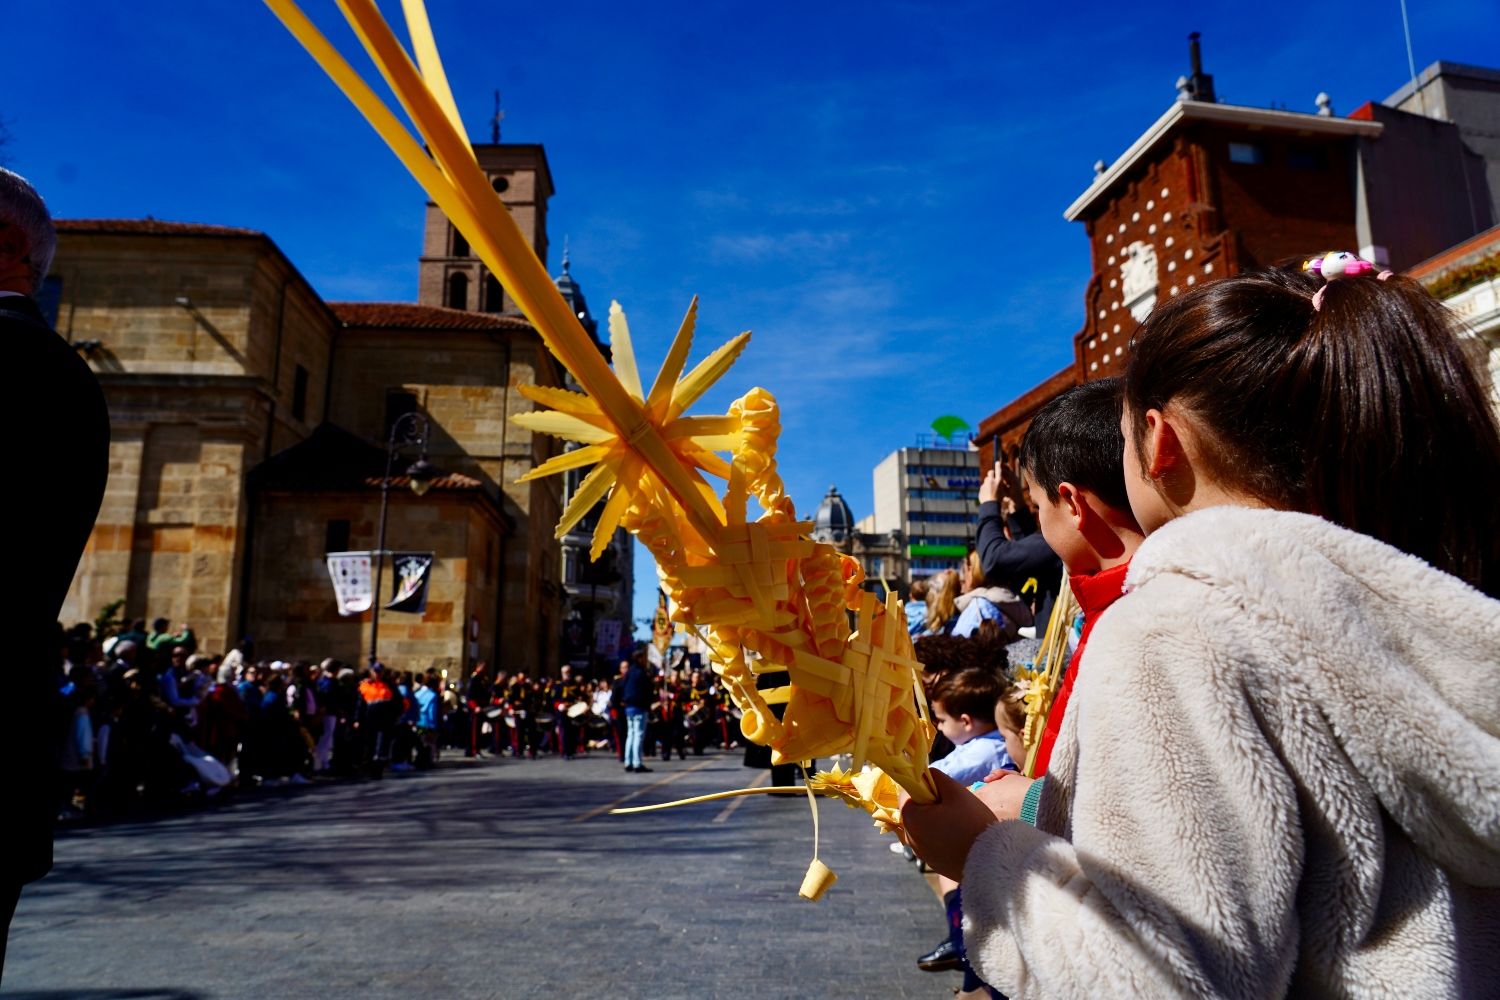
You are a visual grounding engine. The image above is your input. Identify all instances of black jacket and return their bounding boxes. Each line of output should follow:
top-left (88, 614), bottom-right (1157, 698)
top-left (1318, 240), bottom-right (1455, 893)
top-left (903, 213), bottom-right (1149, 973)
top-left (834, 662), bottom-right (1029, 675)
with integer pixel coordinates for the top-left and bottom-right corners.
top-left (619, 664), bottom-right (653, 709)
top-left (974, 500), bottom-right (1063, 631)
top-left (5, 295), bottom-right (109, 887)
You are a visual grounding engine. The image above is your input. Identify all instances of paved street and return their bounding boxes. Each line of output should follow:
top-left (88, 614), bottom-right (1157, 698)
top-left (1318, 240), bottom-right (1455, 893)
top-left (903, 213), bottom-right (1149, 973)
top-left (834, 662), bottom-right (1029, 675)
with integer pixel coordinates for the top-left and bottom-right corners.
top-left (3, 750), bottom-right (951, 1000)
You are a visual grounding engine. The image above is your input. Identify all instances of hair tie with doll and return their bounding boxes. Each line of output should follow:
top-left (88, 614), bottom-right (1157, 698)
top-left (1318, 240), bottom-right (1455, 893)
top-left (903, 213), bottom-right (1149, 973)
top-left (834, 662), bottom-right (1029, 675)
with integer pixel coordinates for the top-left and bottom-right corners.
top-left (1302, 251), bottom-right (1395, 311)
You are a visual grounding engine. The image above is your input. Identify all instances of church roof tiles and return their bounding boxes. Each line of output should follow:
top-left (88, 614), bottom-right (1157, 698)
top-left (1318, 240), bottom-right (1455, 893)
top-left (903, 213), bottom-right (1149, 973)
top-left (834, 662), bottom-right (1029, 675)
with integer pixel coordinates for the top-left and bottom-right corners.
top-left (329, 301), bottom-right (534, 332)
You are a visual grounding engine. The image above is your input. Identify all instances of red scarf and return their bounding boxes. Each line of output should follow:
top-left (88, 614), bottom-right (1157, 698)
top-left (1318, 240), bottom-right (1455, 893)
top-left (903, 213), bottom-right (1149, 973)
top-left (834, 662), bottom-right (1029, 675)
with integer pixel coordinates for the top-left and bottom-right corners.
top-left (1031, 560), bottom-right (1131, 775)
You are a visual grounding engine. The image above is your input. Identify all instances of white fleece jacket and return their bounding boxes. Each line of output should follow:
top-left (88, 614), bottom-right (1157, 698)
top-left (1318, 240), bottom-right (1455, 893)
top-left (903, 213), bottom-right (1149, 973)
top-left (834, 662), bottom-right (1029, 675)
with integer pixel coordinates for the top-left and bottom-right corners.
top-left (961, 506), bottom-right (1500, 999)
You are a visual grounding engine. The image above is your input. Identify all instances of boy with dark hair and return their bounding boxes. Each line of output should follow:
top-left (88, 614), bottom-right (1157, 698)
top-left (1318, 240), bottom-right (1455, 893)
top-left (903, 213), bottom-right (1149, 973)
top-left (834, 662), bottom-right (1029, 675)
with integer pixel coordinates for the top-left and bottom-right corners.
top-left (916, 376), bottom-right (1145, 994)
top-left (928, 666), bottom-right (1014, 784)
top-left (989, 376), bottom-right (1144, 817)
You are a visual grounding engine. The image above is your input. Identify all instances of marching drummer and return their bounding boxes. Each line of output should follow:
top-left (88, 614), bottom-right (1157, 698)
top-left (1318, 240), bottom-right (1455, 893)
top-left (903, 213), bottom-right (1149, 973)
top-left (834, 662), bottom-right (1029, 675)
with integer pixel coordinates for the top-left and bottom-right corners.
top-left (463, 661), bottom-right (492, 758)
top-left (507, 672), bottom-right (537, 759)
top-left (685, 668), bottom-right (713, 756)
top-left (488, 668), bottom-right (510, 755)
top-left (658, 669), bottom-right (688, 761)
top-left (548, 664), bottom-right (584, 760)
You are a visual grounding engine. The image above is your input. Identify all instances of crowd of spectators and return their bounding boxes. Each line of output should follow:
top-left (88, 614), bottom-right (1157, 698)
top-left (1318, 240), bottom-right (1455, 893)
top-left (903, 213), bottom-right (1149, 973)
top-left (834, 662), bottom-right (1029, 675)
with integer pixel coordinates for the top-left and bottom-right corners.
top-left (50, 618), bottom-right (735, 823)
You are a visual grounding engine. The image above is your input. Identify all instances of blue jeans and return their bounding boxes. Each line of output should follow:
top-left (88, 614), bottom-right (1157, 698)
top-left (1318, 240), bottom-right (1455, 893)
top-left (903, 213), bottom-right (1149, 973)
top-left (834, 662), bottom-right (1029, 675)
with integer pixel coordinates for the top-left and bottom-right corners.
top-left (624, 707), bottom-right (647, 768)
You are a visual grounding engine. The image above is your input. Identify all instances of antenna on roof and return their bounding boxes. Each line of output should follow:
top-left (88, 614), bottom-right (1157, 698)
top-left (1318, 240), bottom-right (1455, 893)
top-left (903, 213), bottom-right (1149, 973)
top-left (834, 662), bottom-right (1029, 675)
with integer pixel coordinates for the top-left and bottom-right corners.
top-left (1398, 0), bottom-right (1425, 116)
top-left (1185, 32), bottom-right (1217, 103)
top-left (490, 90), bottom-right (505, 143)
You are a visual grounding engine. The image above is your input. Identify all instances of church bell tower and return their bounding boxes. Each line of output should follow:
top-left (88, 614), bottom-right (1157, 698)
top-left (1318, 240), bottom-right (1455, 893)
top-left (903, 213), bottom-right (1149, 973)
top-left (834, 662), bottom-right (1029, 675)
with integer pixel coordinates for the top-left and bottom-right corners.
top-left (417, 142), bottom-right (554, 314)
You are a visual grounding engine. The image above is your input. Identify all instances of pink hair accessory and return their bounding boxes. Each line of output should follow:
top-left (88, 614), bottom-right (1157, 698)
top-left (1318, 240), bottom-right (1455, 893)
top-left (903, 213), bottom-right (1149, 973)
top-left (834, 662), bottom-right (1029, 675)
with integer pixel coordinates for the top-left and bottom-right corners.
top-left (1303, 251), bottom-right (1383, 310)
top-left (1304, 251), bottom-right (1376, 279)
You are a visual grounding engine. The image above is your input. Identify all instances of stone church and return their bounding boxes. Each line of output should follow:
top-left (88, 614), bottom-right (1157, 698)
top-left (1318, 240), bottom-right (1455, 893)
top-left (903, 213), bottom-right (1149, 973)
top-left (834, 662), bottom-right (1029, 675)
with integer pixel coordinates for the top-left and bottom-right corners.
top-left (55, 142), bottom-right (632, 678)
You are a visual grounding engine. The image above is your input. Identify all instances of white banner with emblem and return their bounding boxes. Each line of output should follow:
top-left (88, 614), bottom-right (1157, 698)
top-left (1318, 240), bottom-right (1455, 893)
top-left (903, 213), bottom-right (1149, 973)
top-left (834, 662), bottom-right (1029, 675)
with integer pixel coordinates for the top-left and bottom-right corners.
top-left (326, 551), bottom-right (374, 616)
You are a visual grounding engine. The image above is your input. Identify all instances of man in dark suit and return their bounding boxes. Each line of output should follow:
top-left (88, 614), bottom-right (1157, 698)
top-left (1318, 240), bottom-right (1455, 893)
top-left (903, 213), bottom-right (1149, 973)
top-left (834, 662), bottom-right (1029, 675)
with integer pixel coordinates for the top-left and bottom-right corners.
top-left (1, 168), bottom-right (109, 978)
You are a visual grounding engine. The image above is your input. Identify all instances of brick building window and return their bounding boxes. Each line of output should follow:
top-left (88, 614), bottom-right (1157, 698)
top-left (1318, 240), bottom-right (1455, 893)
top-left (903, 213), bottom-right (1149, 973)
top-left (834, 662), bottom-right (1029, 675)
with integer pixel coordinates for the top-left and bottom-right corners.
top-left (451, 226), bottom-right (468, 257)
top-left (1228, 142), bottom-right (1265, 165)
top-left (447, 271), bottom-right (468, 310)
top-left (1288, 146), bottom-right (1328, 171)
top-left (484, 274), bottom-right (504, 313)
top-left (325, 519), bottom-right (351, 554)
top-left (292, 364), bottom-right (309, 421)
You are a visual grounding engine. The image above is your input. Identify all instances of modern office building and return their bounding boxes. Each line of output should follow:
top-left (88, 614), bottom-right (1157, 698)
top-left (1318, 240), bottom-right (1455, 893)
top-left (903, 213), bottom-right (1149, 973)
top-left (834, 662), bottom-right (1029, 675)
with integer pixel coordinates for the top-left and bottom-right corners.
top-left (871, 439), bottom-right (981, 583)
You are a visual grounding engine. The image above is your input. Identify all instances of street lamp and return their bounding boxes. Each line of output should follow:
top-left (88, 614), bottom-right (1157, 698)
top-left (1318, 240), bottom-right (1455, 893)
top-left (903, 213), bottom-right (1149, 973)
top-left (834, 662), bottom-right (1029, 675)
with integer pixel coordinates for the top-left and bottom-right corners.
top-left (369, 412), bottom-right (441, 664)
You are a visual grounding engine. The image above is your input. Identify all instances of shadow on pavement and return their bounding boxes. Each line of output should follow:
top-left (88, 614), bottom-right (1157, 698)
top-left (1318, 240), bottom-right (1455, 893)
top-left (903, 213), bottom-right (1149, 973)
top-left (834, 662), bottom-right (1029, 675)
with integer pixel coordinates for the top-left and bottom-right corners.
top-left (33, 756), bottom-right (788, 906)
top-left (2, 990), bottom-right (207, 1000)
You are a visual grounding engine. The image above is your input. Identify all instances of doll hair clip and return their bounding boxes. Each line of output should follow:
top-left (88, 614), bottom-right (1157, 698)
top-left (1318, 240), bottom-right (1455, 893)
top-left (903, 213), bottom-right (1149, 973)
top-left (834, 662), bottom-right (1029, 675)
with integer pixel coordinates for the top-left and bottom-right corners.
top-left (1303, 251), bottom-right (1394, 310)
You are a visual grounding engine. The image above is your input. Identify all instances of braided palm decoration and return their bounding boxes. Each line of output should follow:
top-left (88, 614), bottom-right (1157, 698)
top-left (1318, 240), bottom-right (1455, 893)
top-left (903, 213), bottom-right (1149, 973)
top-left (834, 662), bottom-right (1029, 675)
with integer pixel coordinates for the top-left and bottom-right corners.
top-left (264, 0), bottom-right (939, 821)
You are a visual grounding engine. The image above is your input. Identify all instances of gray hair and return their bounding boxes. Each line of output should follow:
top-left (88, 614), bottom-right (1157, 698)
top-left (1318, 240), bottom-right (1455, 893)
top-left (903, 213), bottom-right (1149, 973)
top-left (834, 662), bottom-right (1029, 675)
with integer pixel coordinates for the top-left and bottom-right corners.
top-left (0, 167), bottom-right (55, 291)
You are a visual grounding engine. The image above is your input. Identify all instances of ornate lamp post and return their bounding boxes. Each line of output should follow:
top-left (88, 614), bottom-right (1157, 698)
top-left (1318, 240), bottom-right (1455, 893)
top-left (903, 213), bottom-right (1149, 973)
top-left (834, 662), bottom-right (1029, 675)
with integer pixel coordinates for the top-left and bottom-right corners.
top-left (369, 412), bottom-right (440, 664)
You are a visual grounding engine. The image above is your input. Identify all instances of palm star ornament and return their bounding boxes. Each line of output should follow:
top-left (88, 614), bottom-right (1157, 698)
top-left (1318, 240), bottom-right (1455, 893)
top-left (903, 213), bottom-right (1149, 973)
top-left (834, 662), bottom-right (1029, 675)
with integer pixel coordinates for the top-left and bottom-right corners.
top-left (513, 296), bottom-right (749, 563)
top-left (264, 0), bottom-right (938, 898)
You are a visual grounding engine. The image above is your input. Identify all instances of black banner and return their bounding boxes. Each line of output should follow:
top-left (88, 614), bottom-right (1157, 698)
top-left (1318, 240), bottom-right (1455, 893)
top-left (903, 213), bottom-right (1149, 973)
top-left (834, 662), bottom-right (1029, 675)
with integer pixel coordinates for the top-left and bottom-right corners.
top-left (385, 551), bottom-right (434, 613)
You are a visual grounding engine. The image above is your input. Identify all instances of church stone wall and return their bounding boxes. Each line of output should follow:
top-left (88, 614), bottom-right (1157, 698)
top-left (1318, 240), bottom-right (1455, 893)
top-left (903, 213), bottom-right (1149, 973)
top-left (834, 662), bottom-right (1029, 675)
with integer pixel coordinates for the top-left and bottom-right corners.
top-left (54, 228), bottom-right (334, 655)
top-left (326, 326), bottom-right (564, 675)
top-left (245, 490), bottom-right (503, 675)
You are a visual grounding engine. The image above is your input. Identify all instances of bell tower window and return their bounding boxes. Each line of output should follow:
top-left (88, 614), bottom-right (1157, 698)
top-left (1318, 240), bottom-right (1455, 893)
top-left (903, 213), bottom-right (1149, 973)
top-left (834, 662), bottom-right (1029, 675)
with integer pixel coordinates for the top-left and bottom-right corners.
top-left (447, 272), bottom-right (469, 310)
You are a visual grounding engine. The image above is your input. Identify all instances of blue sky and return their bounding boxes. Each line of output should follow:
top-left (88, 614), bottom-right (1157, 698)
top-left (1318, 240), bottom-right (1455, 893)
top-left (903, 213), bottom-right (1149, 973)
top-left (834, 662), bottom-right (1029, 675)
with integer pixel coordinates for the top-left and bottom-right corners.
top-left (6, 1), bottom-right (1497, 635)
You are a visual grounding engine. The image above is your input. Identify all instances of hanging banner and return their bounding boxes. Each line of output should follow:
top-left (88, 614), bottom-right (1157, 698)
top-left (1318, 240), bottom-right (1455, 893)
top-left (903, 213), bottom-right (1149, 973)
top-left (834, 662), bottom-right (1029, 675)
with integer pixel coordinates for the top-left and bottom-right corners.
top-left (651, 588), bottom-right (672, 656)
top-left (386, 551), bottom-right (435, 613)
top-left (326, 551), bottom-right (374, 616)
top-left (595, 618), bottom-right (622, 655)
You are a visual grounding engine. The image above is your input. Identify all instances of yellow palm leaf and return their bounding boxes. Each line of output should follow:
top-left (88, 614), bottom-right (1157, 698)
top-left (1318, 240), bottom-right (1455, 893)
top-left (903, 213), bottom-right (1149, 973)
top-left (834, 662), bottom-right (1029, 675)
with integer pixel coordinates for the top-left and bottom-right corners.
top-left (556, 462), bottom-right (618, 539)
top-left (647, 296), bottom-right (698, 418)
top-left (608, 301), bottom-right (645, 402)
top-left (665, 415), bottom-right (740, 438)
top-left (398, 0), bottom-right (467, 149)
top-left (511, 411), bottom-right (615, 444)
top-left (590, 454), bottom-right (643, 560)
top-left (670, 331), bottom-right (751, 420)
top-left (519, 442), bottom-right (611, 482)
top-left (677, 445), bottom-right (733, 481)
top-left (516, 383), bottom-right (605, 419)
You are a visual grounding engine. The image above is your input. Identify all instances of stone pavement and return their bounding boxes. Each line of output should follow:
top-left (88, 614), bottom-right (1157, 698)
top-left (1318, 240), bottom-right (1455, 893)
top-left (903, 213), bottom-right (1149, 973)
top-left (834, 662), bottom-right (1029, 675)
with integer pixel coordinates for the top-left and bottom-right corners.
top-left (3, 749), bottom-right (959, 1000)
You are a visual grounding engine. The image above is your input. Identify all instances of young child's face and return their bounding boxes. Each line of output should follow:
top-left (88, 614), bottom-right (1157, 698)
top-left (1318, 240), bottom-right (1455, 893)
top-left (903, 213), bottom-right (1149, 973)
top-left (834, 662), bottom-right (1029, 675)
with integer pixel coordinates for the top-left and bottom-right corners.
top-left (996, 718), bottom-right (1025, 768)
top-left (1026, 476), bottom-right (1091, 574)
top-left (932, 699), bottom-right (989, 746)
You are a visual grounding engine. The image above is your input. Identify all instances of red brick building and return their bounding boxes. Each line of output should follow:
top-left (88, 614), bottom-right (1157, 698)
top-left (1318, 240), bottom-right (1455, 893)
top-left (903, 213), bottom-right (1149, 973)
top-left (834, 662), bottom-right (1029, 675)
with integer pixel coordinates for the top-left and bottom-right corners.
top-left (977, 44), bottom-right (1497, 467)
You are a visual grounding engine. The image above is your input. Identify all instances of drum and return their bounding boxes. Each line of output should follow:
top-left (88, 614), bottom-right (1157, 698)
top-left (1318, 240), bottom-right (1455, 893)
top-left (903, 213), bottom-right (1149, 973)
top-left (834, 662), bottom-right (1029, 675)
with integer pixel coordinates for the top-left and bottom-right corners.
top-left (535, 711), bottom-right (556, 726)
top-left (566, 701), bottom-right (590, 719)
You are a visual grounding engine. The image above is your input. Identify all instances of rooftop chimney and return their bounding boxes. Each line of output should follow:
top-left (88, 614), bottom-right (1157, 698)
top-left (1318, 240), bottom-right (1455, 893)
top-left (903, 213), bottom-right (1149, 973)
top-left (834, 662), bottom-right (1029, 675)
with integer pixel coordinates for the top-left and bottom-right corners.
top-left (1186, 32), bottom-right (1217, 103)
